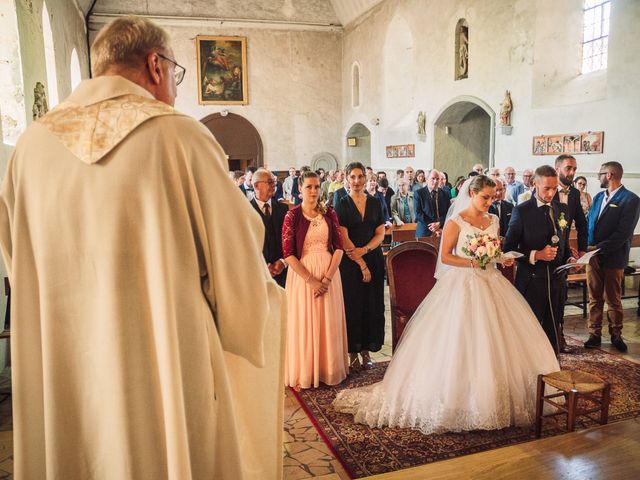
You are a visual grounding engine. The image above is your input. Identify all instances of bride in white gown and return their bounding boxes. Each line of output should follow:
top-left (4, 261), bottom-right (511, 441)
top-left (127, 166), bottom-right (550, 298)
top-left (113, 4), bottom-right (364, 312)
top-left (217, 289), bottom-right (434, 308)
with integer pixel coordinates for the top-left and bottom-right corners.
top-left (333, 176), bottom-right (560, 434)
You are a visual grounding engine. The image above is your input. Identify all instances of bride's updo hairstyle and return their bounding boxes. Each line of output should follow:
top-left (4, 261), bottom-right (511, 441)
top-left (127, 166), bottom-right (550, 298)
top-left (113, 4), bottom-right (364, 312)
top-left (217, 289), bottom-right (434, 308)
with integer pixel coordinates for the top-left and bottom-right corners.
top-left (300, 170), bottom-right (327, 214)
top-left (468, 174), bottom-right (496, 195)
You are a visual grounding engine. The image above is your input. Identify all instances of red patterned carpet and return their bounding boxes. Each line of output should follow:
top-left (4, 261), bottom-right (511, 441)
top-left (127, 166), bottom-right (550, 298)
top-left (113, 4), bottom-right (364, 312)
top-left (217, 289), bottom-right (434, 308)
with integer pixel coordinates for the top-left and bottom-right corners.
top-left (291, 341), bottom-right (640, 479)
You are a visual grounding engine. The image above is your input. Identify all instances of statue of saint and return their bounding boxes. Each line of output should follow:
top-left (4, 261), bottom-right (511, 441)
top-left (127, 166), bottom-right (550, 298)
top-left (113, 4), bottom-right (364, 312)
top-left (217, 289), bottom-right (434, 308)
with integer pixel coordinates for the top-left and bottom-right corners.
top-left (458, 28), bottom-right (468, 77)
top-left (417, 111), bottom-right (426, 135)
top-left (32, 82), bottom-right (49, 120)
top-left (500, 90), bottom-right (512, 126)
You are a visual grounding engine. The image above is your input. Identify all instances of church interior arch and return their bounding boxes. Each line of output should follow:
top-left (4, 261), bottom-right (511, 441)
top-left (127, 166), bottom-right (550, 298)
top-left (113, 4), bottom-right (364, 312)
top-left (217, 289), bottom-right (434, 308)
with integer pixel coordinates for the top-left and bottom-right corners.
top-left (433, 98), bottom-right (494, 180)
top-left (345, 122), bottom-right (371, 167)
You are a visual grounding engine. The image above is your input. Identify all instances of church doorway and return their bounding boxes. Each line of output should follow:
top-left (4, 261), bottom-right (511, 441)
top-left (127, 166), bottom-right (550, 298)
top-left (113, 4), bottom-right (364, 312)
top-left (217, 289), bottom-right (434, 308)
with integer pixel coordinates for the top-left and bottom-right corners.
top-left (345, 122), bottom-right (371, 167)
top-left (200, 112), bottom-right (263, 171)
top-left (433, 97), bottom-right (494, 181)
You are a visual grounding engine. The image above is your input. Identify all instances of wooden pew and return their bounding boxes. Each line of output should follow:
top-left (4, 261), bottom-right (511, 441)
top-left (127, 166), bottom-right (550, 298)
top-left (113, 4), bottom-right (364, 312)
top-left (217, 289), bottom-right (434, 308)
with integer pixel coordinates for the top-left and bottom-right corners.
top-left (390, 223), bottom-right (417, 243)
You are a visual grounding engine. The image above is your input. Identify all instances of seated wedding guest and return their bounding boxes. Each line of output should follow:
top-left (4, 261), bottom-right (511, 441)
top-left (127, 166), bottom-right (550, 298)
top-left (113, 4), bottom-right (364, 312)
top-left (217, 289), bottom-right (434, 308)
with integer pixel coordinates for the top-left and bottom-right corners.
top-left (451, 175), bottom-right (467, 198)
top-left (251, 169), bottom-right (288, 287)
top-left (522, 168), bottom-right (534, 192)
top-left (574, 176), bottom-right (592, 217)
top-left (415, 169), bottom-right (450, 238)
top-left (412, 169), bottom-right (427, 192)
top-left (390, 179), bottom-right (415, 225)
top-left (283, 167), bottom-right (297, 201)
top-left (282, 171), bottom-right (349, 389)
top-left (504, 166), bottom-right (524, 204)
top-left (378, 177), bottom-right (394, 214)
top-left (366, 177), bottom-right (392, 225)
top-left (336, 162), bottom-right (386, 370)
top-left (584, 161), bottom-right (640, 352)
top-left (472, 163), bottom-right (485, 175)
top-left (240, 166), bottom-right (257, 200)
top-left (489, 178), bottom-right (513, 236)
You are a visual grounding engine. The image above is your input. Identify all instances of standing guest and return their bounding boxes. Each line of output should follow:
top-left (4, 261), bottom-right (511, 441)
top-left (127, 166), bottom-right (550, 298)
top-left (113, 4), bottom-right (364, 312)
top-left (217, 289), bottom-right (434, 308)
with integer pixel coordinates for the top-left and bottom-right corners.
top-left (378, 177), bottom-right (394, 214)
top-left (366, 177), bottom-right (392, 224)
top-left (390, 179), bottom-right (415, 225)
top-left (251, 169), bottom-right (288, 287)
top-left (574, 176), bottom-right (593, 217)
top-left (472, 163), bottom-right (485, 175)
top-left (366, 166), bottom-right (375, 179)
top-left (272, 171), bottom-right (284, 201)
top-left (240, 166), bottom-right (257, 200)
top-left (328, 169), bottom-right (345, 195)
top-left (292, 166), bottom-right (311, 205)
top-left (336, 162), bottom-right (386, 370)
top-left (489, 178), bottom-right (513, 237)
top-left (282, 171), bottom-right (349, 389)
top-left (317, 168), bottom-right (326, 182)
top-left (439, 171), bottom-right (452, 197)
top-left (321, 169), bottom-right (336, 202)
top-left (413, 169), bottom-right (427, 192)
top-left (0, 16), bottom-right (285, 479)
top-left (377, 171), bottom-right (387, 181)
top-left (522, 168), bottom-right (534, 192)
top-left (283, 166), bottom-right (297, 201)
top-left (504, 166), bottom-right (574, 354)
top-left (553, 154), bottom-right (588, 351)
top-left (504, 166), bottom-right (524, 204)
top-left (584, 162), bottom-right (640, 352)
top-left (233, 170), bottom-right (245, 187)
top-left (394, 169), bottom-right (405, 190)
top-left (451, 175), bottom-right (467, 198)
top-left (404, 166), bottom-right (416, 190)
top-left (329, 170), bottom-right (346, 207)
top-left (414, 169), bottom-right (450, 238)
top-left (489, 167), bottom-right (501, 181)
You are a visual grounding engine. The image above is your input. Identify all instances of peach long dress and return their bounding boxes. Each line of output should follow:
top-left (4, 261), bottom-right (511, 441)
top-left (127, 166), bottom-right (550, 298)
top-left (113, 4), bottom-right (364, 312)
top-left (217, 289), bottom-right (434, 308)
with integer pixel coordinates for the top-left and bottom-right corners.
top-left (285, 213), bottom-right (349, 389)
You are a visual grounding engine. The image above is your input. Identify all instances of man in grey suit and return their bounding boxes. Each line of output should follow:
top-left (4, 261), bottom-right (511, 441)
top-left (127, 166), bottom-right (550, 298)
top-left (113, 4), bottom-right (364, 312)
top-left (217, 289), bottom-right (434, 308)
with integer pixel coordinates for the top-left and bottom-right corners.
top-left (390, 179), bottom-right (415, 225)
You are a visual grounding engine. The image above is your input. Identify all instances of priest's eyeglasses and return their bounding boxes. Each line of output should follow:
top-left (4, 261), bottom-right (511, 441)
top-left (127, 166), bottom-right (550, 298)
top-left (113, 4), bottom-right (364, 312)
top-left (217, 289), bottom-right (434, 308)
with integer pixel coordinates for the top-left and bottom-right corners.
top-left (158, 53), bottom-right (186, 85)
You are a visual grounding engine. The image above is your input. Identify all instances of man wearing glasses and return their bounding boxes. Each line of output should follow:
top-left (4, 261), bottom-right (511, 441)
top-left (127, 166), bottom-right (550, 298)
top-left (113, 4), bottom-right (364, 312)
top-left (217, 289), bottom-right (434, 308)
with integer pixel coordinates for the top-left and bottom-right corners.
top-left (251, 169), bottom-right (289, 287)
top-left (0, 16), bottom-right (284, 480)
top-left (584, 162), bottom-right (640, 352)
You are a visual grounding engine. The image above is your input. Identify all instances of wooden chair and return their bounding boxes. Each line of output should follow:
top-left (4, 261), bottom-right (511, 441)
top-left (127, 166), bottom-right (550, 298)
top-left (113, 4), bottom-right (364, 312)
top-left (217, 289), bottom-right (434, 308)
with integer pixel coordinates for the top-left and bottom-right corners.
top-left (386, 241), bottom-right (439, 352)
top-left (535, 370), bottom-right (610, 438)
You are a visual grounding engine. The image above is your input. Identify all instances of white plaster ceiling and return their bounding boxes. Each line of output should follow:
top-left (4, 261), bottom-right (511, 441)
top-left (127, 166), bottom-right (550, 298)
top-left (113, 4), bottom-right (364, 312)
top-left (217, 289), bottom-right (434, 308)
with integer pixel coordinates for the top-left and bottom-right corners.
top-left (84, 0), bottom-right (386, 27)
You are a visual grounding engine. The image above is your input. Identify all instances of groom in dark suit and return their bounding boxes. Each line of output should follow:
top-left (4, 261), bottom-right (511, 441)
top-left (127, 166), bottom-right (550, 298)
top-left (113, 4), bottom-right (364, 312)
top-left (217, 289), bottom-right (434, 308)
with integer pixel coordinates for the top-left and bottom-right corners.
top-left (414, 169), bottom-right (450, 238)
top-left (504, 165), bottom-right (574, 354)
top-left (251, 169), bottom-right (289, 287)
top-left (584, 161), bottom-right (640, 352)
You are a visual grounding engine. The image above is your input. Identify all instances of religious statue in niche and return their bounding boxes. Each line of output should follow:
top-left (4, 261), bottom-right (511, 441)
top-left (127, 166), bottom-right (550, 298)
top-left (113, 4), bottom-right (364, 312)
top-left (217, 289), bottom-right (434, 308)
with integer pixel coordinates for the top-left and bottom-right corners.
top-left (455, 20), bottom-right (469, 80)
top-left (32, 82), bottom-right (48, 120)
top-left (499, 90), bottom-right (512, 126)
top-left (417, 111), bottom-right (426, 136)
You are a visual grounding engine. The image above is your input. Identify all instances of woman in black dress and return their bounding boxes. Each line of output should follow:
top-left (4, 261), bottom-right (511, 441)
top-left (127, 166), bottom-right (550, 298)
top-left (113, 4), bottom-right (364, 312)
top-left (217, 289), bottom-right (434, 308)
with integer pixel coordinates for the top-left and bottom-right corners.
top-left (335, 162), bottom-right (386, 370)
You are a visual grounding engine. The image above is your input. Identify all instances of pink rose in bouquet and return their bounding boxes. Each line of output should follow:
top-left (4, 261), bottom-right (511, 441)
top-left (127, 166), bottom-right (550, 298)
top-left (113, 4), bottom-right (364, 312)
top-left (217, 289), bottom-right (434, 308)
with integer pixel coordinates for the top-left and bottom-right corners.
top-left (461, 233), bottom-right (503, 269)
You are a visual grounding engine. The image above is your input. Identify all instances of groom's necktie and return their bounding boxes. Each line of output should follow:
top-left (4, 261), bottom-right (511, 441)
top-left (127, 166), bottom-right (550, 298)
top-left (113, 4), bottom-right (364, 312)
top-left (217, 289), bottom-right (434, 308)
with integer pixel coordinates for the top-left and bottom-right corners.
top-left (540, 204), bottom-right (556, 240)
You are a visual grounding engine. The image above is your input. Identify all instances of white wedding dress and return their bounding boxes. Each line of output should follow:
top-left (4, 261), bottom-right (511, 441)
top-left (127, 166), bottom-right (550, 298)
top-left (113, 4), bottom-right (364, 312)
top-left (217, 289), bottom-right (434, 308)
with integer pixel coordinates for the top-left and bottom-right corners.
top-left (333, 213), bottom-right (560, 434)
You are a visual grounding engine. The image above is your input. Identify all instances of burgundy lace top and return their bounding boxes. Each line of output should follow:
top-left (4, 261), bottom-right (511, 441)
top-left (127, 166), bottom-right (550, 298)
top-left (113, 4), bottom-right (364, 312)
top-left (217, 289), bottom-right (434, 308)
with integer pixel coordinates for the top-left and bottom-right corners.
top-left (282, 206), bottom-right (344, 259)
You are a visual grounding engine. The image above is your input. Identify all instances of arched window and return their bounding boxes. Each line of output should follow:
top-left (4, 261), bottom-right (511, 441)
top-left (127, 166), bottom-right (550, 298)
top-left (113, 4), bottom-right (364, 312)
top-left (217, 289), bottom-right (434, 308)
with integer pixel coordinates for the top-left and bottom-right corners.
top-left (42, 1), bottom-right (59, 108)
top-left (581, 0), bottom-right (610, 74)
top-left (352, 62), bottom-right (360, 108)
top-left (70, 48), bottom-right (82, 91)
top-left (455, 19), bottom-right (469, 80)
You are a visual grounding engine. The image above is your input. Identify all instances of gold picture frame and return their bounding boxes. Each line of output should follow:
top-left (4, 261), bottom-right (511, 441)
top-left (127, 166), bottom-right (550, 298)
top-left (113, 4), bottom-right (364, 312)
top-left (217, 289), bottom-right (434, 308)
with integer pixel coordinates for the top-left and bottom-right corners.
top-left (196, 35), bottom-right (248, 105)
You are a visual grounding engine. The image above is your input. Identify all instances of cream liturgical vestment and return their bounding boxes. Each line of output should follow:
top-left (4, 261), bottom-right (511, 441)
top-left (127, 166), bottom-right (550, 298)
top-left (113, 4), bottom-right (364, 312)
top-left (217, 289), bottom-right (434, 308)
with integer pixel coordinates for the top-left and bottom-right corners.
top-left (0, 76), bottom-right (286, 479)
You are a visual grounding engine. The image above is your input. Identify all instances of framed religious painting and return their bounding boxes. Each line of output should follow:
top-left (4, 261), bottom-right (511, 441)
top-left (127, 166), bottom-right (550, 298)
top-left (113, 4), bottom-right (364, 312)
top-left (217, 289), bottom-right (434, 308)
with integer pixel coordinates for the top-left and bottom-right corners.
top-left (532, 135), bottom-right (546, 155)
top-left (196, 36), bottom-right (248, 105)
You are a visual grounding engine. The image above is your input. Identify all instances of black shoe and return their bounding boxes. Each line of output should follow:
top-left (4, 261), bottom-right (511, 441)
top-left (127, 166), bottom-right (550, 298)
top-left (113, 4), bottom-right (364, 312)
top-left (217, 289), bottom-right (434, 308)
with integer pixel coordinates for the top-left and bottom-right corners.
top-left (584, 334), bottom-right (601, 349)
top-left (611, 335), bottom-right (628, 353)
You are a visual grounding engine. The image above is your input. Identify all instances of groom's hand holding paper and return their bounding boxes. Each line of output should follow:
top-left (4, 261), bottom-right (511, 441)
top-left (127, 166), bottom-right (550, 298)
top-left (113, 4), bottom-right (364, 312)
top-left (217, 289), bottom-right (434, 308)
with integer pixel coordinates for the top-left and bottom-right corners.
top-left (553, 248), bottom-right (600, 274)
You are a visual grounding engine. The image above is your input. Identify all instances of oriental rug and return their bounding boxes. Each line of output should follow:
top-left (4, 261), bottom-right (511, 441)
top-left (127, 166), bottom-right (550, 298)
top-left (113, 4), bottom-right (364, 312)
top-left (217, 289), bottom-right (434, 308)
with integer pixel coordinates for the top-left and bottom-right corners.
top-left (291, 340), bottom-right (640, 479)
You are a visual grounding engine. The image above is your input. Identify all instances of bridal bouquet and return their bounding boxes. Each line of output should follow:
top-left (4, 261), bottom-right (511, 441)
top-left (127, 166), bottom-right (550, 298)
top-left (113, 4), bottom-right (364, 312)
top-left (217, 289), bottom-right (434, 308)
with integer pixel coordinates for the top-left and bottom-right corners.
top-left (461, 233), bottom-right (503, 270)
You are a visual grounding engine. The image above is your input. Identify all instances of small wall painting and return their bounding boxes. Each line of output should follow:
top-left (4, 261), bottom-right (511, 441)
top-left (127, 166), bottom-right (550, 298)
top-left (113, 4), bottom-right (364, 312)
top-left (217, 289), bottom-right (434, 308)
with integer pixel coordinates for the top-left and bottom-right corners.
top-left (532, 131), bottom-right (604, 155)
top-left (196, 35), bottom-right (248, 105)
top-left (386, 144), bottom-right (415, 158)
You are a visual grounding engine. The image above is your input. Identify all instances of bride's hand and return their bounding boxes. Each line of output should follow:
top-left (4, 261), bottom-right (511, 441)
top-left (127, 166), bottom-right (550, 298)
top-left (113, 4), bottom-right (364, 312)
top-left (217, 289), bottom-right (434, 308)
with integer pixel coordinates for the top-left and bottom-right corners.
top-left (502, 257), bottom-right (515, 267)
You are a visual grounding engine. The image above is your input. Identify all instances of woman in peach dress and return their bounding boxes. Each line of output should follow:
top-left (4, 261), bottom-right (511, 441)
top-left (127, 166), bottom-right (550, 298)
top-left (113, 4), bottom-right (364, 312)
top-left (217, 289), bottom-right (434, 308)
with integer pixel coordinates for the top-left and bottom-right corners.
top-left (282, 171), bottom-right (349, 389)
